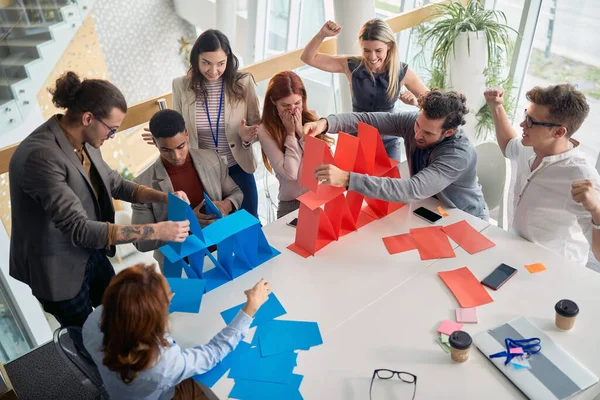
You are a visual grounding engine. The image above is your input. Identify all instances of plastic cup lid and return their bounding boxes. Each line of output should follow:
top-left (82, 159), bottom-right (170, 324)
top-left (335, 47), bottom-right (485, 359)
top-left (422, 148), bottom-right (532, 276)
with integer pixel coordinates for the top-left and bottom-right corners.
top-left (449, 330), bottom-right (472, 350)
top-left (555, 299), bottom-right (579, 317)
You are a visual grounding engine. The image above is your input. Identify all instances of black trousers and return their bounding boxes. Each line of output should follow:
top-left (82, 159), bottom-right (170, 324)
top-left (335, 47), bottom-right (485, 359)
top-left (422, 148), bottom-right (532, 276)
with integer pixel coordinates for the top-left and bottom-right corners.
top-left (39, 250), bottom-right (115, 328)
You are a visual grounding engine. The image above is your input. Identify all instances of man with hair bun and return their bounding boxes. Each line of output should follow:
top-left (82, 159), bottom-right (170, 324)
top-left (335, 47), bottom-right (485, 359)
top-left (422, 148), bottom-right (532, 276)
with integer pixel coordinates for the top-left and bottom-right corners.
top-left (302, 89), bottom-right (488, 219)
top-left (9, 71), bottom-right (191, 330)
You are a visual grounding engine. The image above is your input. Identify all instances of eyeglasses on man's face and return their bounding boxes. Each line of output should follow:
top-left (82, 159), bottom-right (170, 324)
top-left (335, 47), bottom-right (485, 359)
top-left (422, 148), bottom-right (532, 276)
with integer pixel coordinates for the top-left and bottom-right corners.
top-left (369, 369), bottom-right (417, 400)
top-left (523, 109), bottom-right (562, 129)
top-left (93, 114), bottom-right (119, 139)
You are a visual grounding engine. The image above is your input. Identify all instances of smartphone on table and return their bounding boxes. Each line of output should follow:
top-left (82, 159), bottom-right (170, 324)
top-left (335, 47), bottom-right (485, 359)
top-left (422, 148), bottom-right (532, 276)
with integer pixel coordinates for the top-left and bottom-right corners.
top-left (481, 263), bottom-right (518, 290)
top-left (286, 217), bottom-right (298, 228)
top-left (412, 207), bottom-right (442, 224)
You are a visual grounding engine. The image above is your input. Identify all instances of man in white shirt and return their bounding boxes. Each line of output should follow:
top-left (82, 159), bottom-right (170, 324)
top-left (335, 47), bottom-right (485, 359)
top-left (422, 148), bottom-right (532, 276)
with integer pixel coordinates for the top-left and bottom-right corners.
top-left (485, 84), bottom-right (600, 267)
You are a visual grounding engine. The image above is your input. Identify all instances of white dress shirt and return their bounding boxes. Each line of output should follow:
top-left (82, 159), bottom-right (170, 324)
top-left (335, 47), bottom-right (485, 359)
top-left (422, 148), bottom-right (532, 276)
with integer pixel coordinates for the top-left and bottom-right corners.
top-left (82, 305), bottom-right (252, 400)
top-left (506, 137), bottom-right (600, 267)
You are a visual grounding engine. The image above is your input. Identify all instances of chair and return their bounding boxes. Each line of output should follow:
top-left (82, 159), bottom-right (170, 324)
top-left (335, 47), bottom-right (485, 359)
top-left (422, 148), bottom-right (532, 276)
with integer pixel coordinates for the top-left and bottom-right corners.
top-left (475, 142), bottom-right (511, 229)
top-left (53, 327), bottom-right (110, 399)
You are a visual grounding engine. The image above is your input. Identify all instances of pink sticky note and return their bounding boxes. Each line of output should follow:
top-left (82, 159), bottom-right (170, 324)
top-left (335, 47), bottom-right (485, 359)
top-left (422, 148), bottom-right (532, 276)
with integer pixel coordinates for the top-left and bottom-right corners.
top-left (437, 320), bottom-right (463, 336)
top-left (455, 308), bottom-right (478, 324)
top-left (510, 347), bottom-right (524, 354)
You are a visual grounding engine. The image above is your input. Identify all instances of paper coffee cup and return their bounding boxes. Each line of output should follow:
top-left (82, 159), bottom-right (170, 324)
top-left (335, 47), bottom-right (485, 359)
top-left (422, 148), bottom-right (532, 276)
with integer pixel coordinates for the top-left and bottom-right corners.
top-left (449, 330), bottom-right (472, 363)
top-left (555, 299), bottom-right (579, 331)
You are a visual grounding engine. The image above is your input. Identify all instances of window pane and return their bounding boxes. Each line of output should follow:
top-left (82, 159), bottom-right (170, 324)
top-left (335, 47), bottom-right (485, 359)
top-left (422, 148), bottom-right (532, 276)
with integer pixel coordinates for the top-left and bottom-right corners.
top-left (521, 0), bottom-right (600, 162)
top-left (0, 287), bottom-right (32, 363)
top-left (266, 0), bottom-right (291, 55)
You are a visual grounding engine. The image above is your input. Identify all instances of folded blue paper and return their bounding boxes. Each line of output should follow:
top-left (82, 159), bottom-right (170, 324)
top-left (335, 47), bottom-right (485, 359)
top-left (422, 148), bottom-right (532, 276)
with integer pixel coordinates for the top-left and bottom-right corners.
top-left (228, 346), bottom-right (297, 384)
top-left (166, 278), bottom-right (205, 314)
top-left (193, 341), bottom-right (251, 387)
top-left (229, 373), bottom-right (304, 400)
top-left (221, 293), bottom-right (286, 328)
top-left (203, 193), bottom-right (223, 219)
top-left (256, 320), bottom-right (323, 357)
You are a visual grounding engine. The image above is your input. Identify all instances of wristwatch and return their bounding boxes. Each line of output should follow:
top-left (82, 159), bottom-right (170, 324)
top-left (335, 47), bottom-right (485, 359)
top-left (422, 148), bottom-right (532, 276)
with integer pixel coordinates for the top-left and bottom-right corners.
top-left (592, 219), bottom-right (600, 230)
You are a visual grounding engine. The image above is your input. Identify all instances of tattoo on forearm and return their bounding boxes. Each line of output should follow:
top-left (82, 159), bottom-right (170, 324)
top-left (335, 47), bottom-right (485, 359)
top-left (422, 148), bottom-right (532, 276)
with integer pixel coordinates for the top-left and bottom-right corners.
top-left (115, 225), bottom-right (156, 244)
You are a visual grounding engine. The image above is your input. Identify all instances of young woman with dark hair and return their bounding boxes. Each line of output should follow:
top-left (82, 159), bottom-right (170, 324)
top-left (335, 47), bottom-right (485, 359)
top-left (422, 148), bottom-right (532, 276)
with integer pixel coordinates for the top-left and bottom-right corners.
top-left (83, 263), bottom-right (270, 399)
top-left (258, 70), bottom-right (334, 218)
top-left (144, 29), bottom-right (261, 218)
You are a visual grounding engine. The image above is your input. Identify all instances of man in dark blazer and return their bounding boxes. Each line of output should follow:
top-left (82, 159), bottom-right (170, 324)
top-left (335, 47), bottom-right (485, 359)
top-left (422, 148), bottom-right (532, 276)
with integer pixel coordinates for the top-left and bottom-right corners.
top-left (9, 72), bottom-right (190, 328)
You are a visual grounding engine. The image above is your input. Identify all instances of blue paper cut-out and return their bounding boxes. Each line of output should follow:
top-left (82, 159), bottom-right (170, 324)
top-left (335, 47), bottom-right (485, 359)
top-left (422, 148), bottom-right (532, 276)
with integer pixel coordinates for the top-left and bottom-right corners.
top-left (193, 341), bottom-right (251, 387)
top-left (221, 293), bottom-right (286, 328)
top-left (256, 320), bottom-right (323, 357)
top-left (166, 278), bottom-right (205, 314)
top-left (228, 346), bottom-right (297, 384)
top-left (160, 198), bottom-right (280, 294)
top-left (203, 193), bottom-right (223, 219)
top-left (163, 259), bottom-right (183, 278)
top-left (229, 373), bottom-right (304, 400)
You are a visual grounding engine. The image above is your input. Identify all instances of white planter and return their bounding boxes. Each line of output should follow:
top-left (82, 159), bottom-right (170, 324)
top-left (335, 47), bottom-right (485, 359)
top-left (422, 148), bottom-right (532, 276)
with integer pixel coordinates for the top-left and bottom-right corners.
top-left (446, 31), bottom-right (488, 142)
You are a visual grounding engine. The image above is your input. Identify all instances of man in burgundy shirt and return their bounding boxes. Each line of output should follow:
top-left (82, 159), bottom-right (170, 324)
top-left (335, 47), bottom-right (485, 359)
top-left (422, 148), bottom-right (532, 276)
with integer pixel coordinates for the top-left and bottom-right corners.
top-left (132, 109), bottom-right (243, 268)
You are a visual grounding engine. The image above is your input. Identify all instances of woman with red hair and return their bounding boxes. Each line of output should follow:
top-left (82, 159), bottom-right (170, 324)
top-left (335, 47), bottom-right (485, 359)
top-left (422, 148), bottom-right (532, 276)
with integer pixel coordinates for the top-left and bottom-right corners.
top-left (82, 264), bottom-right (270, 399)
top-left (259, 70), bottom-right (334, 218)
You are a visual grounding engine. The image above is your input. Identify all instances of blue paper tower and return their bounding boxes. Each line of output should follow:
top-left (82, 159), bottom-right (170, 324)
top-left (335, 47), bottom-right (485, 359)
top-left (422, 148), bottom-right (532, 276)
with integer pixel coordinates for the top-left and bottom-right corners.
top-left (159, 193), bottom-right (280, 294)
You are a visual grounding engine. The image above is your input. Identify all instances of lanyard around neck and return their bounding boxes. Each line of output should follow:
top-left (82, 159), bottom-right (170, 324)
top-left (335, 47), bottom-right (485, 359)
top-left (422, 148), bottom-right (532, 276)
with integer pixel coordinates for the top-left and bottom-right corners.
top-left (204, 79), bottom-right (225, 152)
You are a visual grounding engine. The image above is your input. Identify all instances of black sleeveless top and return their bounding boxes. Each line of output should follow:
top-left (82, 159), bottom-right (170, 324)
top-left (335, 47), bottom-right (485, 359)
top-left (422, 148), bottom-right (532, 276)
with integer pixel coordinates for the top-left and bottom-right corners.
top-left (347, 58), bottom-right (408, 113)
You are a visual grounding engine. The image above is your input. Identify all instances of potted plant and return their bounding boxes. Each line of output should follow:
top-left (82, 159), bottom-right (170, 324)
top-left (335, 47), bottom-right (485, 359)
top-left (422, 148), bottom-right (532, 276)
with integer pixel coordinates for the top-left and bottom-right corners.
top-left (413, 0), bottom-right (517, 141)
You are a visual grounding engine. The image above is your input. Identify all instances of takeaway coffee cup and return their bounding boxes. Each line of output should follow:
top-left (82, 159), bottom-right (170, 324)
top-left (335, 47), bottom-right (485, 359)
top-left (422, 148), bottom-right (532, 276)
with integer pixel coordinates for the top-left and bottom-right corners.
top-left (555, 299), bottom-right (579, 331)
top-left (449, 330), bottom-right (472, 363)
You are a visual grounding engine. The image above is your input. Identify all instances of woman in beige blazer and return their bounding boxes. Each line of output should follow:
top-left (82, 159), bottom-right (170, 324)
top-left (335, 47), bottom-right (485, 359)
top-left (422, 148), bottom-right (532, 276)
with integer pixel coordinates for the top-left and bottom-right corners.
top-left (172, 29), bottom-right (261, 217)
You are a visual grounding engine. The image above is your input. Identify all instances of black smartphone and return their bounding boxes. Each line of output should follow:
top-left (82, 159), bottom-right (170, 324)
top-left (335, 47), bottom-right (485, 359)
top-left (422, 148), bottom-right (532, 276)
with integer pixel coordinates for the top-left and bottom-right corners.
top-left (413, 207), bottom-right (442, 224)
top-left (481, 263), bottom-right (518, 290)
top-left (286, 217), bottom-right (298, 227)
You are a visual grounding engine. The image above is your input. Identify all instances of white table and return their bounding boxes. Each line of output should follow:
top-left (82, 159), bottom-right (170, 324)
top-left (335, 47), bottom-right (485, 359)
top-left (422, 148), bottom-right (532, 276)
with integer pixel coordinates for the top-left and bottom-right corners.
top-left (170, 199), bottom-right (599, 399)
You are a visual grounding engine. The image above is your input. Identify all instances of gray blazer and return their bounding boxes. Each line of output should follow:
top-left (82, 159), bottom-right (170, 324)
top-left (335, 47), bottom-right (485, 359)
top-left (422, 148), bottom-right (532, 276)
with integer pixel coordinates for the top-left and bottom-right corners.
top-left (9, 116), bottom-right (138, 302)
top-left (131, 148), bottom-right (243, 267)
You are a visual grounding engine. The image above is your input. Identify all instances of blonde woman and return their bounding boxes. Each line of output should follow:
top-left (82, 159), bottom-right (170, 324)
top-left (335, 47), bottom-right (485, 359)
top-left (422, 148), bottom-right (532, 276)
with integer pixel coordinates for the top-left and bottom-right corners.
top-left (301, 19), bottom-right (428, 161)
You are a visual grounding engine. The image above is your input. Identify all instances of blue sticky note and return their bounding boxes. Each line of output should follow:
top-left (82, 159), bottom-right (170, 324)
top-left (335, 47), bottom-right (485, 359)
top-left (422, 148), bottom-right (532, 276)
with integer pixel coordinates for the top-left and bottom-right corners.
top-left (229, 373), bottom-right (304, 400)
top-left (203, 193), bottom-right (223, 219)
top-left (221, 293), bottom-right (286, 328)
top-left (166, 278), bottom-right (205, 314)
top-left (228, 346), bottom-right (297, 384)
top-left (193, 341), bottom-right (251, 387)
top-left (257, 320), bottom-right (323, 357)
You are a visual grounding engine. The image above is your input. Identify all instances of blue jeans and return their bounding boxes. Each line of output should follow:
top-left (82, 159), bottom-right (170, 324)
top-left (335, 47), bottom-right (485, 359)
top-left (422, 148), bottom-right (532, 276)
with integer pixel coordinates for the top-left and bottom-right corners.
top-left (382, 135), bottom-right (403, 162)
top-left (228, 164), bottom-right (259, 218)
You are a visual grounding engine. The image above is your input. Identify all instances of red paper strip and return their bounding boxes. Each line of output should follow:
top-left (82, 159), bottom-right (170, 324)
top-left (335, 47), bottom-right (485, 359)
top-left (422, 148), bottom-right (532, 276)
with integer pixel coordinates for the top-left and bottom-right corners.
top-left (438, 267), bottom-right (494, 308)
top-left (409, 226), bottom-right (456, 260)
top-left (442, 220), bottom-right (495, 254)
top-left (382, 234), bottom-right (417, 255)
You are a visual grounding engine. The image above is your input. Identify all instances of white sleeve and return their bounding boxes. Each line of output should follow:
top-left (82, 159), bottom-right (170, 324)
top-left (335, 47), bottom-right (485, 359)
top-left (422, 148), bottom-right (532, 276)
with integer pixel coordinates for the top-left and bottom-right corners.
top-left (505, 137), bottom-right (524, 161)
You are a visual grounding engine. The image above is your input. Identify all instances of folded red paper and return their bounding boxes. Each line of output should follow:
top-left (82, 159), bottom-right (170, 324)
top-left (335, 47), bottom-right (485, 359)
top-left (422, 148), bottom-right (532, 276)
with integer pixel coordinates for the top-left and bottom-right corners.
top-left (410, 226), bottom-right (456, 260)
top-left (442, 220), bottom-right (495, 254)
top-left (438, 266), bottom-right (494, 308)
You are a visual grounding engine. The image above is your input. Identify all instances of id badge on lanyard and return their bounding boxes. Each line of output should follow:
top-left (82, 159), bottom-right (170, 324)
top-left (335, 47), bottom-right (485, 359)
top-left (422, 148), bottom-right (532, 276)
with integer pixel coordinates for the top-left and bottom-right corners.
top-left (205, 80), bottom-right (225, 156)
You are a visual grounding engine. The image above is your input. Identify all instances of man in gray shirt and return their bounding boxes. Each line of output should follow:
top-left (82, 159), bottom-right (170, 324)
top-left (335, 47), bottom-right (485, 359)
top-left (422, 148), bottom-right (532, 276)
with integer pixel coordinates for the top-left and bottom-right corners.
top-left (303, 90), bottom-right (488, 220)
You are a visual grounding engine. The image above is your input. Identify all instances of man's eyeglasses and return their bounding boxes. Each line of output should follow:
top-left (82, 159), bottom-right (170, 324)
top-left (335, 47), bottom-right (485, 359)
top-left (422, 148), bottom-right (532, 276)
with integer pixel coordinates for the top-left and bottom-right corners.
top-left (369, 369), bottom-right (417, 400)
top-left (523, 109), bottom-right (562, 129)
top-left (93, 114), bottom-right (119, 139)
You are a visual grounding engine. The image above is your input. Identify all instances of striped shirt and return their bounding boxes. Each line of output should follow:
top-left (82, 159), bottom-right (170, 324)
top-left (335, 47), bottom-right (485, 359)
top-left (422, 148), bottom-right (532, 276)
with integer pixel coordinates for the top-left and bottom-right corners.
top-left (196, 79), bottom-right (235, 167)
